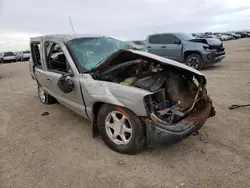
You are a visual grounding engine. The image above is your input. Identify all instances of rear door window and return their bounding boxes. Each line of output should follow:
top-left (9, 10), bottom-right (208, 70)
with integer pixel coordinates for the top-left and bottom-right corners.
top-left (148, 35), bottom-right (161, 44)
top-left (30, 42), bottom-right (41, 66)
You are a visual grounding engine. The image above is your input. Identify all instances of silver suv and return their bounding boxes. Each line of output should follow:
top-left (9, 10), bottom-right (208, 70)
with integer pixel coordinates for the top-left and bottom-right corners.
top-left (29, 34), bottom-right (215, 154)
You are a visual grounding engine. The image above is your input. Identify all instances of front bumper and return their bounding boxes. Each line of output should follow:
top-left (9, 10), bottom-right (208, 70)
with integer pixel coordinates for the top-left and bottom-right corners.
top-left (146, 101), bottom-right (213, 148)
top-left (202, 50), bottom-right (225, 65)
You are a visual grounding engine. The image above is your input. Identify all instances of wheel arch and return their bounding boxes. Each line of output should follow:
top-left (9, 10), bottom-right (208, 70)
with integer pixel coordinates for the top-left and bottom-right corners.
top-left (184, 50), bottom-right (203, 61)
top-left (91, 102), bottom-right (104, 137)
top-left (91, 101), bottom-right (145, 138)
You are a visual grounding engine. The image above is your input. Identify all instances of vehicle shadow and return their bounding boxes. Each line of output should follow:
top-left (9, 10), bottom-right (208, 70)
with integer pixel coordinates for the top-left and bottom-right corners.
top-left (202, 64), bottom-right (225, 72)
top-left (142, 133), bottom-right (204, 156)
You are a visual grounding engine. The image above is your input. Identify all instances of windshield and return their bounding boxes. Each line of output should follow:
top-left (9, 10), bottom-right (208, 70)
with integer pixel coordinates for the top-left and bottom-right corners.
top-left (175, 33), bottom-right (195, 41)
top-left (67, 37), bottom-right (131, 71)
top-left (23, 51), bottom-right (30, 54)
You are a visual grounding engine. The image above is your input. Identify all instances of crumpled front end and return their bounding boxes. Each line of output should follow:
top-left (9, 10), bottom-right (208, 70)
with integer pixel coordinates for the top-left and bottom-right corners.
top-left (92, 49), bottom-right (215, 147)
top-left (145, 86), bottom-right (215, 147)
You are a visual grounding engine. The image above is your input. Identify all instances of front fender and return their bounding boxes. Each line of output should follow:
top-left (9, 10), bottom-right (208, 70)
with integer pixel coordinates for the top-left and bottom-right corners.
top-left (80, 75), bottom-right (152, 117)
top-left (184, 42), bottom-right (206, 54)
top-left (109, 85), bottom-right (152, 116)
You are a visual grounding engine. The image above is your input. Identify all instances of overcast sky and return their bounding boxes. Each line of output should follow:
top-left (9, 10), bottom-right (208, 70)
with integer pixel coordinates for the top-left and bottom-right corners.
top-left (0, 0), bottom-right (250, 51)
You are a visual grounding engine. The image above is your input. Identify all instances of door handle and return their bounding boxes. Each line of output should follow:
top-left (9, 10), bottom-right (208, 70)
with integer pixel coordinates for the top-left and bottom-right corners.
top-left (161, 46), bottom-right (166, 48)
top-left (46, 78), bottom-right (51, 81)
top-left (147, 46), bottom-right (151, 48)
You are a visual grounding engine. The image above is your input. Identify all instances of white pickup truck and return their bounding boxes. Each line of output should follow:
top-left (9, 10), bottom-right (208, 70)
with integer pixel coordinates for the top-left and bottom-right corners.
top-left (20, 51), bottom-right (31, 61)
top-left (0, 52), bottom-right (17, 63)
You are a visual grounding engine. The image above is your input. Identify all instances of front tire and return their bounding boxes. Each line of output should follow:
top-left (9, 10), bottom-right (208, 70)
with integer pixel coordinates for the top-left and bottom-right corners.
top-left (185, 53), bottom-right (203, 70)
top-left (97, 104), bottom-right (146, 154)
top-left (38, 85), bottom-right (57, 104)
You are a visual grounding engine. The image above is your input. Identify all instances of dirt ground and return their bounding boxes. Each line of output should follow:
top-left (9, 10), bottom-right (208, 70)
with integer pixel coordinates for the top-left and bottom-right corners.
top-left (0, 39), bottom-right (250, 188)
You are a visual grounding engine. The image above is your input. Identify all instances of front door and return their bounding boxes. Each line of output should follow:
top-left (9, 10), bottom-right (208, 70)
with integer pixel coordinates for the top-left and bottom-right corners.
top-left (157, 34), bottom-right (182, 61)
top-left (42, 41), bottom-right (88, 119)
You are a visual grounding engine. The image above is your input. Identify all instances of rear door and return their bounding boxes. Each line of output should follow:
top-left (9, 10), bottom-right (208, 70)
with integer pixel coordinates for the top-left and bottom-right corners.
top-left (42, 40), bottom-right (88, 119)
top-left (30, 41), bottom-right (43, 79)
top-left (146, 35), bottom-right (162, 56)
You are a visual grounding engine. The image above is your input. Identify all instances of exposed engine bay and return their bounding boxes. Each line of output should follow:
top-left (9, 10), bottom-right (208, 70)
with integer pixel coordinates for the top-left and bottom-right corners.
top-left (92, 54), bottom-right (215, 125)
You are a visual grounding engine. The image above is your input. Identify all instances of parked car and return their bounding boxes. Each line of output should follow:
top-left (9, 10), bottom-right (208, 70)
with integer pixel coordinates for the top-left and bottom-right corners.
top-left (226, 32), bottom-right (240, 39)
top-left (14, 52), bottom-right (22, 61)
top-left (204, 32), bottom-right (212, 35)
top-left (0, 52), bottom-right (17, 63)
top-left (206, 34), bottom-right (219, 39)
top-left (213, 34), bottom-right (222, 41)
top-left (19, 51), bottom-right (31, 61)
top-left (213, 33), bottom-right (228, 41)
top-left (222, 33), bottom-right (234, 40)
top-left (192, 33), bottom-right (202, 39)
top-left (196, 34), bottom-right (206, 39)
top-left (224, 34), bottom-right (233, 40)
top-left (29, 34), bottom-right (215, 154)
top-left (145, 33), bottom-right (225, 70)
top-left (245, 32), bottom-right (250, 37)
top-left (235, 32), bottom-right (249, 38)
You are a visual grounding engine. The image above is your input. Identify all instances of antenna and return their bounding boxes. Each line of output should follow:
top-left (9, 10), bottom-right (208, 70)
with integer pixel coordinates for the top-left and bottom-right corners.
top-left (69, 16), bottom-right (76, 36)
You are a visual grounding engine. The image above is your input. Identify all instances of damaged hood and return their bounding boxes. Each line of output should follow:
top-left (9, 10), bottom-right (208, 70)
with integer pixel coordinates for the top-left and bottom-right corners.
top-left (92, 49), bottom-right (205, 78)
top-left (189, 38), bottom-right (222, 46)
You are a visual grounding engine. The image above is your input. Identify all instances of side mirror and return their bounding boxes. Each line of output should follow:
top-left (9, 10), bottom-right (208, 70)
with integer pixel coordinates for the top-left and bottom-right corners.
top-left (57, 74), bottom-right (74, 93)
top-left (174, 39), bottom-right (181, 45)
top-left (64, 69), bottom-right (74, 77)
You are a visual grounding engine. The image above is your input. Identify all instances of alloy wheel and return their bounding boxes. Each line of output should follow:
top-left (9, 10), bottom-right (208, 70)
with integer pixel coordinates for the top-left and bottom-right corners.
top-left (105, 111), bottom-right (133, 145)
top-left (187, 56), bottom-right (200, 69)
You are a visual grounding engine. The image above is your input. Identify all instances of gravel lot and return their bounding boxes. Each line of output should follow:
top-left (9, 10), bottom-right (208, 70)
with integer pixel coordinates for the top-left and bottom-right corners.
top-left (1, 39), bottom-right (250, 188)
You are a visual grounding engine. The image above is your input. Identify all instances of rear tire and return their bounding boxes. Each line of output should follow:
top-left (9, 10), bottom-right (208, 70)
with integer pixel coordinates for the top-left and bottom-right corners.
top-left (97, 104), bottom-right (146, 154)
top-left (185, 53), bottom-right (203, 70)
top-left (38, 85), bottom-right (57, 105)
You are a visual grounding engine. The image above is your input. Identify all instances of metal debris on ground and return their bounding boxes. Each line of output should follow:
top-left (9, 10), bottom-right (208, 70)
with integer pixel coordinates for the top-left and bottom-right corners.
top-left (193, 131), bottom-right (199, 135)
top-left (41, 112), bottom-right (49, 116)
top-left (229, 104), bottom-right (250, 110)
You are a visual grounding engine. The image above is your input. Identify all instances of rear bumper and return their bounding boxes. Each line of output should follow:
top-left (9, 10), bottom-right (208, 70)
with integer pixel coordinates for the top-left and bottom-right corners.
top-left (2, 59), bottom-right (16, 63)
top-left (22, 57), bottom-right (30, 60)
top-left (146, 101), bottom-right (214, 147)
